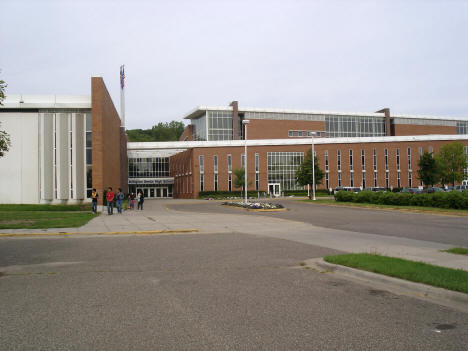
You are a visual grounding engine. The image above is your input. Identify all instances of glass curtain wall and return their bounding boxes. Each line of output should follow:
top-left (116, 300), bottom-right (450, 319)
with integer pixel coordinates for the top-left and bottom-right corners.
top-left (267, 152), bottom-right (304, 191)
top-left (128, 158), bottom-right (170, 178)
top-left (192, 113), bottom-right (207, 141)
top-left (208, 111), bottom-right (233, 140)
top-left (325, 115), bottom-right (386, 137)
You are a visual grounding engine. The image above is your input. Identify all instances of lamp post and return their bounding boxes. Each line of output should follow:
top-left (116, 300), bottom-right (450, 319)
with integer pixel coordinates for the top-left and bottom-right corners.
top-left (310, 131), bottom-right (317, 201)
top-left (242, 120), bottom-right (250, 204)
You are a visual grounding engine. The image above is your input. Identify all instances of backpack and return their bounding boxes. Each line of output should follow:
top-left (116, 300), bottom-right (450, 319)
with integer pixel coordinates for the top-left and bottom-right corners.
top-left (119, 193), bottom-right (125, 200)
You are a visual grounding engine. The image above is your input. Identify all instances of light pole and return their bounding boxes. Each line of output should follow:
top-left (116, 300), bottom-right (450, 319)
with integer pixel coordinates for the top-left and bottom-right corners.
top-left (242, 119), bottom-right (250, 204)
top-left (310, 131), bottom-right (317, 201)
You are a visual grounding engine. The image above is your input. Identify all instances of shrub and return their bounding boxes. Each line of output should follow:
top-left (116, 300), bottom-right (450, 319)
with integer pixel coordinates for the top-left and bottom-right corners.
top-left (334, 191), bottom-right (354, 202)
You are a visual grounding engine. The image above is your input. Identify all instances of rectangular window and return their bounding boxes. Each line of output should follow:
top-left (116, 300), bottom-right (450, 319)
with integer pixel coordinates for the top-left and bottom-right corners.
top-left (385, 171), bottom-right (389, 188)
top-left (397, 171), bottom-right (401, 188)
top-left (418, 147), bottom-right (423, 158)
top-left (227, 154), bottom-right (232, 191)
top-left (396, 148), bottom-right (400, 171)
top-left (214, 155), bottom-right (218, 191)
top-left (267, 152), bottom-right (304, 191)
top-left (337, 150), bottom-right (341, 172)
top-left (361, 149), bottom-right (365, 171)
top-left (385, 149), bottom-right (389, 171)
top-left (408, 171), bottom-right (412, 188)
top-left (362, 171), bottom-right (366, 188)
top-left (373, 148), bottom-right (377, 171)
top-left (374, 171), bottom-right (378, 187)
top-left (349, 149), bottom-right (353, 171)
top-left (350, 172), bottom-right (354, 187)
top-left (228, 173), bottom-right (232, 192)
top-left (325, 150), bottom-right (329, 172)
top-left (338, 172), bottom-right (342, 187)
top-left (214, 174), bottom-right (218, 191)
top-left (325, 172), bottom-right (329, 189)
top-left (255, 153), bottom-right (259, 191)
top-left (407, 147), bottom-right (412, 171)
top-left (429, 146), bottom-right (433, 154)
top-left (199, 155), bottom-right (204, 191)
top-left (241, 154), bottom-right (245, 169)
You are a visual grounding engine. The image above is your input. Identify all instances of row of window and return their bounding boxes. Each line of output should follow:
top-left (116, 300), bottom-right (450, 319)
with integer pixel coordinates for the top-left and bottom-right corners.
top-left (128, 157), bottom-right (170, 178)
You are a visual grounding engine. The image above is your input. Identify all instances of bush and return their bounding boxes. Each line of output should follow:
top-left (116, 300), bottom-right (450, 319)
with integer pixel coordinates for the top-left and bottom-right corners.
top-left (334, 189), bottom-right (468, 210)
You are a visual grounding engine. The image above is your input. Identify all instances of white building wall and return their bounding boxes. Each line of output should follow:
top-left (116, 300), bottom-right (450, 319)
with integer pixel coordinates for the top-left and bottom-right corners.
top-left (0, 113), bottom-right (40, 204)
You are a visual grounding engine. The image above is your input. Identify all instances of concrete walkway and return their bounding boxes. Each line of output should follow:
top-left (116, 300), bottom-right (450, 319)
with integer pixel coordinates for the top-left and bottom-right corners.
top-left (1, 199), bottom-right (467, 271)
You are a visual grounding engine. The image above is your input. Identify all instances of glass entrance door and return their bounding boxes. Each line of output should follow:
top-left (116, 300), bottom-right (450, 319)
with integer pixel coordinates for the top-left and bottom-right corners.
top-left (268, 183), bottom-right (281, 197)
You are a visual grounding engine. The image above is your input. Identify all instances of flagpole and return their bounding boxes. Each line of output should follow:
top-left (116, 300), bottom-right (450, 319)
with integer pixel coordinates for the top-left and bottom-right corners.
top-left (120, 65), bottom-right (125, 129)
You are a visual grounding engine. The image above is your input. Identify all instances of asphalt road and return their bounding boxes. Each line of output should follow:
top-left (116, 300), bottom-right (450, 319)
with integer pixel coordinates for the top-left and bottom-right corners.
top-left (1, 234), bottom-right (467, 350)
top-left (168, 199), bottom-right (468, 247)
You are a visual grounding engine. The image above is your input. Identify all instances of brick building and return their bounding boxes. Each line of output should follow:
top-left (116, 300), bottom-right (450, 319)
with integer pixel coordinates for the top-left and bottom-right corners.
top-left (129, 102), bottom-right (468, 199)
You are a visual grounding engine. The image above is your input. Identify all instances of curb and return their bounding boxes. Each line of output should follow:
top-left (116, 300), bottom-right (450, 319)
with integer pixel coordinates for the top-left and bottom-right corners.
top-left (0, 229), bottom-right (199, 237)
top-left (304, 258), bottom-right (468, 313)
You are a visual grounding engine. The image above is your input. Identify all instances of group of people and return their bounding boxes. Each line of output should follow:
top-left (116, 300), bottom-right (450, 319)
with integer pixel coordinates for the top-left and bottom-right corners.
top-left (91, 188), bottom-right (145, 215)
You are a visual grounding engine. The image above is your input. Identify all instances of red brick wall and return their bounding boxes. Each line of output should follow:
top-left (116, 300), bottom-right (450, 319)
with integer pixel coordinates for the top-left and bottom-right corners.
top-left (247, 119), bottom-right (326, 139)
top-left (91, 77), bottom-right (128, 204)
top-left (171, 139), bottom-right (468, 198)
top-left (170, 149), bottom-right (194, 199)
top-left (393, 124), bottom-right (457, 136)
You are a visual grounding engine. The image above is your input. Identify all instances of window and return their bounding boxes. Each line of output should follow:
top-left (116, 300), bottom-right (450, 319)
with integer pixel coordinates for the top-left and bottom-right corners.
top-left (337, 150), bottom-right (341, 172)
top-left (349, 149), bottom-right (353, 171)
top-left (418, 147), bottom-right (423, 158)
top-left (199, 155), bottom-right (204, 191)
top-left (385, 171), bottom-right (389, 188)
top-left (362, 171), bottom-right (366, 188)
top-left (128, 157), bottom-right (170, 178)
top-left (374, 171), bottom-right (378, 187)
top-left (325, 115), bottom-right (386, 138)
top-left (241, 154), bottom-right (245, 169)
top-left (350, 172), bottom-right (354, 187)
top-left (407, 147), bottom-right (412, 171)
top-left (396, 148), bottom-right (400, 171)
top-left (408, 171), bottom-right (412, 187)
top-left (325, 172), bottom-right (329, 189)
top-left (255, 153), bottom-right (259, 191)
top-left (325, 150), bottom-right (329, 172)
top-left (267, 152), bottom-right (304, 190)
top-left (227, 154), bottom-right (232, 191)
top-left (429, 146), bottom-right (433, 154)
top-left (338, 172), bottom-right (342, 187)
top-left (385, 149), bottom-right (389, 171)
top-left (214, 155), bottom-right (218, 191)
top-left (373, 148), bottom-right (377, 171)
top-left (207, 110), bottom-right (233, 141)
top-left (361, 149), bottom-right (365, 171)
top-left (397, 171), bottom-right (401, 188)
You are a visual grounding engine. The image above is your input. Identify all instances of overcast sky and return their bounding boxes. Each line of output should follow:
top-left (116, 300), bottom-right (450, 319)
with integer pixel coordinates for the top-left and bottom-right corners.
top-left (1, 0), bottom-right (467, 129)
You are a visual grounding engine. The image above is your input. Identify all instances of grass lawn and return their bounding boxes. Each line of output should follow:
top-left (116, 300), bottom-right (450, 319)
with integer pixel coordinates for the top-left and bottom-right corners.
top-left (300, 198), bottom-right (468, 216)
top-left (442, 247), bottom-right (468, 256)
top-left (0, 204), bottom-right (97, 229)
top-left (324, 253), bottom-right (468, 294)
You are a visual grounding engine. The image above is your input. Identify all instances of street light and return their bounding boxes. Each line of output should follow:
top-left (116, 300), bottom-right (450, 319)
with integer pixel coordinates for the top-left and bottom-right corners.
top-left (242, 119), bottom-right (250, 204)
top-left (309, 131), bottom-right (317, 201)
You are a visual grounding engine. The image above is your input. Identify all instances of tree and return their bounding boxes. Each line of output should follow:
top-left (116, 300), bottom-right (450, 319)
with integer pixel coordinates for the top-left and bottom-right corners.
top-left (0, 71), bottom-right (11, 158)
top-left (438, 142), bottom-right (468, 187)
top-left (232, 168), bottom-right (252, 191)
top-left (126, 121), bottom-right (185, 142)
top-left (417, 151), bottom-right (440, 187)
top-left (296, 149), bottom-right (324, 190)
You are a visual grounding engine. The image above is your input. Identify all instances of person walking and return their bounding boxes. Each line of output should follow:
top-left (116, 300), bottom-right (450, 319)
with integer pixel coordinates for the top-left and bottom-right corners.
top-left (137, 190), bottom-right (144, 210)
top-left (91, 188), bottom-right (98, 214)
top-left (106, 187), bottom-right (115, 215)
top-left (129, 192), bottom-right (135, 210)
top-left (116, 188), bottom-right (124, 214)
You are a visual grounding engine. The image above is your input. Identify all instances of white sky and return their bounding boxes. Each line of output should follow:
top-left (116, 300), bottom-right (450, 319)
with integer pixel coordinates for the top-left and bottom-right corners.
top-left (1, 0), bottom-right (467, 129)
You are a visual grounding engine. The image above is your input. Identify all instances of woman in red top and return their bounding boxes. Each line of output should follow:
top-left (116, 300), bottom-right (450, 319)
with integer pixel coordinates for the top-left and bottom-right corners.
top-left (106, 187), bottom-right (115, 215)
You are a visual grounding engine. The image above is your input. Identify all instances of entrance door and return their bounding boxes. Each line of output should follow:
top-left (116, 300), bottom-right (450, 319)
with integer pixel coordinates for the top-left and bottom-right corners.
top-left (268, 183), bottom-right (281, 197)
top-left (150, 188), bottom-right (155, 198)
top-left (143, 188), bottom-right (149, 198)
top-left (162, 187), bottom-right (168, 198)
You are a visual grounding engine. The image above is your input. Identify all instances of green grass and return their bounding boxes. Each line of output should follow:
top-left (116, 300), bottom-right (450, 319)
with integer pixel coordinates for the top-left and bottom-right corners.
top-left (324, 253), bottom-right (468, 294)
top-left (0, 204), bottom-right (92, 211)
top-left (300, 198), bottom-right (468, 216)
top-left (0, 204), bottom-right (97, 229)
top-left (442, 247), bottom-right (468, 256)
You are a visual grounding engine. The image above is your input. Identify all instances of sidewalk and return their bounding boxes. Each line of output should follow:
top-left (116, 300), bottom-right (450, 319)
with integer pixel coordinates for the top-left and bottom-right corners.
top-left (1, 199), bottom-right (467, 271)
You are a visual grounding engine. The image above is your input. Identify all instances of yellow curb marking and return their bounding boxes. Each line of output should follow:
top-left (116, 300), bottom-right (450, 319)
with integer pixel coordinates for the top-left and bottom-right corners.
top-left (0, 229), bottom-right (198, 237)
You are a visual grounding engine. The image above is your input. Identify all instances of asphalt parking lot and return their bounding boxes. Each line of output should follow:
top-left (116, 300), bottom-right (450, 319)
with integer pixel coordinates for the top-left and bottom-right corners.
top-left (1, 232), bottom-right (467, 350)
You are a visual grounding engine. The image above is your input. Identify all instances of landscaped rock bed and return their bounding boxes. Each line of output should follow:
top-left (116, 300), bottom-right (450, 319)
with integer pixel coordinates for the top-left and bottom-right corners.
top-left (221, 201), bottom-right (285, 210)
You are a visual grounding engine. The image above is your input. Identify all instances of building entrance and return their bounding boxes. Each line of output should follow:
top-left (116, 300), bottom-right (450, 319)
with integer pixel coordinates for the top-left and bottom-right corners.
top-left (268, 183), bottom-right (281, 197)
top-left (135, 186), bottom-right (172, 199)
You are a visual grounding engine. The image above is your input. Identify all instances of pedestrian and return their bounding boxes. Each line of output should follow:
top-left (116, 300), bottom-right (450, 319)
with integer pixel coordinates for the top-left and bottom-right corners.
top-left (129, 192), bottom-right (135, 210)
top-left (137, 190), bottom-right (144, 210)
top-left (106, 187), bottom-right (115, 215)
top-left (116, 188), bottom-right (124, 214)
top-left (91, 188), bottom-right (98, 214)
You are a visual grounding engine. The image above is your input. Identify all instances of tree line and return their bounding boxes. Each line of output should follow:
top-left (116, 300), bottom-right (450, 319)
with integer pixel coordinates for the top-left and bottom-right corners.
top-left (126, 121), bottom-right (185, 142)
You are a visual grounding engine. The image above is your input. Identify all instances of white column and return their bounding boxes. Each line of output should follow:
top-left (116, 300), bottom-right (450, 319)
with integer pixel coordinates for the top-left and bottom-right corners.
top-left (40, 113), bottom-right (54, 202)
top-left (72, 113), bottom-right (85, 200)
top-left (55, 113), bottom-right (69, 200)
